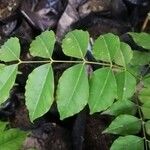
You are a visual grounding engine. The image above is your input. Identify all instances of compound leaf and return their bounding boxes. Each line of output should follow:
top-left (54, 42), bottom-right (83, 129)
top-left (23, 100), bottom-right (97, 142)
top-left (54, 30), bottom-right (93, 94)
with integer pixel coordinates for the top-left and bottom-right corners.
top-left (88, 67), bottom-right (117, 114)
top-left (114, 42), bottom-right (133, 67)
top-left (129, 32), bottom-right (150, 50)
top-left (0, 129), bottom-right (27, 150)
top-left (62, 30), bottom-right (89, 59)
top-left (103, 115), bottom-right (141, 135)
top-left (93, 33), bottom-right (120, 63)
top-left (0, 64), bottom-right (18, 105)
top-left (25, 64), bottom-right (54, 122)
top-left (29, 30), bottom-right (55, 58)
top-left (102, 100), bottom-right (136, 116)
top-left (56, 64), bottom-right (89, 120)
top-left (0, 37), bottom-right (20, 62)
top-left (110, 135), bottom-right (144, 150)
top-left (115, 71), bottom-right (136, 100)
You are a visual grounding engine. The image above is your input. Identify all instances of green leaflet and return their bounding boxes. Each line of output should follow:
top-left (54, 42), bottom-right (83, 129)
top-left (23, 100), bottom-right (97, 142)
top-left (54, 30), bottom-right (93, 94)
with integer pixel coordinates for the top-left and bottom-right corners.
top-left (0, 37), bottom-right (20, 62)
top-left (129, 32), bottom-right (150, 50)
top-left (143, 76), bottom-right (150, 88)
top-left (141, 106), bottom-right (150, 119)
top-left (103, 114), bottom-right (141, 135)
top-left (110, 135), bottom-right (144, 150)
top-left (114, 42), bottom-right (133, 67)
top-left (29, 30), bottom-right (55, 58)
top-left (88, 67), bottom-right (117, 114)
top-left (25, 64), bottom-right (54, 122)
top-left (62, 30), bottom-right (89, 59)
top-left (115, 71), bottom-right (136, 100)
top-left (145, 120), bottom-right (150, 136)
top-left (56, 64), bottom-right (89, 120)
top-left (130, 51), bottom-right (150, 66)
top-left (93, 33), bottom-right (120, 63)
top-left (0, 129), bottom-right (27, 150)
top-left (102, 100), bottom-right (136, 116)
top-left (0, 64), bottom-right (18, 105)
top-left (127, 64), bottom-right (142, 78)
top-left (141, 102), bottom-right (150, 119)
top-left (138, 76), bottom-right (150, 104)
top-left (139, 87), bottom-right (150, 104)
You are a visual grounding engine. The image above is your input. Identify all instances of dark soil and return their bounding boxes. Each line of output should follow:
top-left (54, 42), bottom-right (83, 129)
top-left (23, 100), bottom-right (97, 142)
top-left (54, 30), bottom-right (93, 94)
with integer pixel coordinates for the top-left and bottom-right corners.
top-left (0, 0), bottom-right (150, 150)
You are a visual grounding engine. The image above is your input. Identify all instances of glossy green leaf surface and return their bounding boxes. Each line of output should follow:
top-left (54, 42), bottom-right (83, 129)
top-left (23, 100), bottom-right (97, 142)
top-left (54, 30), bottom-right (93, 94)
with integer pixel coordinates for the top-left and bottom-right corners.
top-left (103, 115), bottom-right (141, 135)
top-left (102, 100), bottom-right (136, 116)
top-left (114, 42), bottom-right (133, 67)
top-left (129, 32), bottom-right (150, 50)
top-left (93, 33), bottom-right (120, 62)
top-left (0, 64), bottom-right (18, 105)
top-left (88, 68), bottom-right (117, 114)
top-left (139, 87), bottom-right (150, 104)
top-left (110, 135), bottom-right (144, 150)
top-left (29, 30), bottom-right (55, 58)
top-left (0, 37), bottom-right (20, 62)
top-left (131, 51), bottom-right (150, 66)
top-left (25, 64), bottom-right (54, 122)
top-left (145, 120), bottom-right (150, 136)
top-left (56, 64), bottom-right (89, 120)
top-left (62, 30), bottom-right (89, 59)
top-left (115, 71), bottom-right (136, 100)
top-left (0, 129), bottom-right (27, 150)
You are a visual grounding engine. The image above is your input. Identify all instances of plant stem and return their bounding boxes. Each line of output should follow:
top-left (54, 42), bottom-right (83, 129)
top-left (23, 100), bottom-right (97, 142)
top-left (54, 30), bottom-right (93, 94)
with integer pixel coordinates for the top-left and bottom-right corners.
top-left (19, 59), bottom-right (122, 69)
top-left (52, 60), bottom-right (83, 64)
top-left (19, 60), bottom-right (51, 64)
top-left (135, 97), bottom-right (148, 150)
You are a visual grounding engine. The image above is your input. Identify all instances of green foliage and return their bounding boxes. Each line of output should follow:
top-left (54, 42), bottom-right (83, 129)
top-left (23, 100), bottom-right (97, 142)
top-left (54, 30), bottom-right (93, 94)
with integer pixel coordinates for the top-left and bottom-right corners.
top-left (56, 64), bottom-right (89, 120)
top-left (145, 120), bottom-right (150, 136)
top-left (0, 121), bottom-right (27, 150)
top-left (102, 100), bottom-right (137, 116)
top-left (110, 135), bottom-right (144, 150)
top-left (30, 30), bottom-right (55, 58)
top-left (62, 30), bottom-right (89, 59)
top-left (0, 37), bottom-right (20, 62)
top-left (25, 64), bottom-right (54, 122)
top-left (129, 32), bottom-right (150, 50)
top-left (93, 33), bottom-right (120, 63)
top-left (114, 42), bottom-right (133, 67)
top-left (131, 51), bottom-right (150, 66)
top-left (0, 64), bottom-right (18, 105)
top-left (115, 71), bottom-right (136, 100)
top-left (0, 30), bottom-right (150, 149)
top-left (103, 115), bottom-right (141, 135)
top-left (88, 67), bottom-right (117, 113)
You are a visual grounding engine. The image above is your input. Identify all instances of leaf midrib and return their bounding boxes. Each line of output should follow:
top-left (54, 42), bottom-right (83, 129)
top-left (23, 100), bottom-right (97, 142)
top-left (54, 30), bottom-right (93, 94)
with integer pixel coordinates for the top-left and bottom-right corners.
top-left (70, 32), bottom-right (84, 58)
top-left (38, 35), bottom-right (50, 57)
top-left (102, 36), bottom-right (112, 63)
top-left (0, 65), bottom-right (17, 100)
top-left (106, 119), bottom-right (140, 133)
top-left (3, 44), bottom-right (19, 61)
top-left (61, 65), bottom-right (84, 116)
top-left (92, 68), bottom-right (111, 111)
top-left (30, 65), bottom-right (50, 120)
